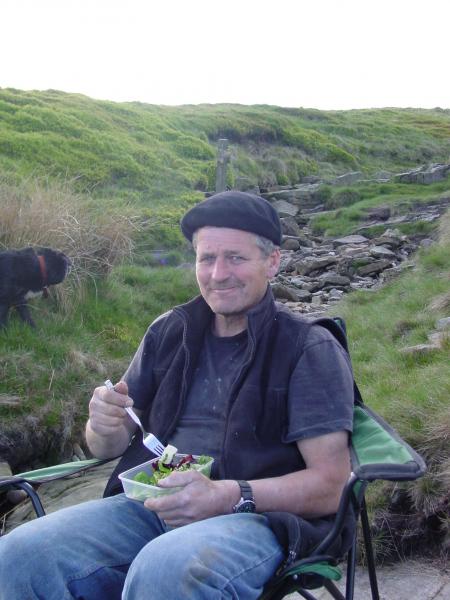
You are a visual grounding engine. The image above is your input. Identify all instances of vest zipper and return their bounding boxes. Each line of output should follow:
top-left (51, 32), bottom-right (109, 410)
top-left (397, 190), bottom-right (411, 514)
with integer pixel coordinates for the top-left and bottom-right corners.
top-left (160, 310), bottom-right (191, 441)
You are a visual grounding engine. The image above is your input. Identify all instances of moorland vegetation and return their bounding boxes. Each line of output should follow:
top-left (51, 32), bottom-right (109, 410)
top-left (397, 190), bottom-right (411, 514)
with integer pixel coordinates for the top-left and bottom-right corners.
top-left (0, 88), bottom-right (449, 559)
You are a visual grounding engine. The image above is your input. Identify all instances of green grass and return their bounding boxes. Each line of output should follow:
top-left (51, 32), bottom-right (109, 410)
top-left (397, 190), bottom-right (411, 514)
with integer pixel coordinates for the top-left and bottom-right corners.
top-left (1, 89), bottom-right (450, 198)
top-left (2, 88), bottom-right (450, 250)
top-left (0, 266), bottom-right (198, 435)
top-left (310, 176), bottom-right (450, 237)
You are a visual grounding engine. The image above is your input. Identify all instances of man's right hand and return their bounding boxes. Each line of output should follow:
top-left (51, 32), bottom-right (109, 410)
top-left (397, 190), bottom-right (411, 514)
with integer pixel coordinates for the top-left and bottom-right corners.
top-left (88, 380), bottom-right (133, 436)
top-left (86, 380), bottom-right (138, 458)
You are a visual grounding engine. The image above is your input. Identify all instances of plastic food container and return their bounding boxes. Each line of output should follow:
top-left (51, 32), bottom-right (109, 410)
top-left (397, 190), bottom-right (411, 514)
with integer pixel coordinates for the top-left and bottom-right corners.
top-left (119, 454), bottom-right (214, 502)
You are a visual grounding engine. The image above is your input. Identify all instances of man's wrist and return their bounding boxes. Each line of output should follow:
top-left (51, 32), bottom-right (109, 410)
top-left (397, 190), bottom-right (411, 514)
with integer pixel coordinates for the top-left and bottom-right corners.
top-left (216, 480), bottom-right (242, 514)
top-left (232, 480), bottom-right (256, 513)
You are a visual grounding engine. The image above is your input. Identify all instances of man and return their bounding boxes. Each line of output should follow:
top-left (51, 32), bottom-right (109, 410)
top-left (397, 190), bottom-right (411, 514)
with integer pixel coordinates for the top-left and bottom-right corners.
top-left (0, 191), bottom-right (354, 599)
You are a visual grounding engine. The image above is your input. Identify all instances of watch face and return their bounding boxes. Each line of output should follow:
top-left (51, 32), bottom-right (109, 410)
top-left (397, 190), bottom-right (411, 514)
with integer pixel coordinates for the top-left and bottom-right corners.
top-left (235, 500), bottom-right (256, 513)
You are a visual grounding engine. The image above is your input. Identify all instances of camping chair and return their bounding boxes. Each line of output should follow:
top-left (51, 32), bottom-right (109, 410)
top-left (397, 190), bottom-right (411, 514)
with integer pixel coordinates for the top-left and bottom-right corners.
top-left (0, 320), bottom-right (426, 600)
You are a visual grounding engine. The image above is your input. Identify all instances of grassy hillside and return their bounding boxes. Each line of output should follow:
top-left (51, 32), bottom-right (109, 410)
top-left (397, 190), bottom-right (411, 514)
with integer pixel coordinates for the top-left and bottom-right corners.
top-left (2, 87), bottom-right (449, 254)
top-left (2, 88), bottom-right (450, 198)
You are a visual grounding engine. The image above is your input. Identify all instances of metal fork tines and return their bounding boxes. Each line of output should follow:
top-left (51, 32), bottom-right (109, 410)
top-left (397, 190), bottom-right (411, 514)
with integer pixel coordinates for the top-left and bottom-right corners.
top-left (104, 380), bottom-right (165, 456)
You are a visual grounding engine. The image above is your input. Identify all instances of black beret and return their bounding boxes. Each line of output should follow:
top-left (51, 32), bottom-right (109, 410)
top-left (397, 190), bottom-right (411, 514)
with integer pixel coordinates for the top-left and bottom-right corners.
top-left (180, 191), bottom-right (282, 246)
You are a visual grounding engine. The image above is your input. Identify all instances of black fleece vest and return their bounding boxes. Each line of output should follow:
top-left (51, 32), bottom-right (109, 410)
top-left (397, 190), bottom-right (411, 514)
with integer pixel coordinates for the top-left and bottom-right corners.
top-left (104, 289), bottom-right (349, 497)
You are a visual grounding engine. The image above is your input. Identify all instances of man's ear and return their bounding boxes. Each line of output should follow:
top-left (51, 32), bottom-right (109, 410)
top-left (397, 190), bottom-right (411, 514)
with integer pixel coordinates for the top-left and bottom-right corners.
top-left (267, 249), bottom-right (281, 278)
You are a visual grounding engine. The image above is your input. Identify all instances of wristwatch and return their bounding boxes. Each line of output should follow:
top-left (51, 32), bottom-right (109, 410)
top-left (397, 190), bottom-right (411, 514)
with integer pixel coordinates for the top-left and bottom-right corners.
top-left (232, 480), bottom-right (256, 513)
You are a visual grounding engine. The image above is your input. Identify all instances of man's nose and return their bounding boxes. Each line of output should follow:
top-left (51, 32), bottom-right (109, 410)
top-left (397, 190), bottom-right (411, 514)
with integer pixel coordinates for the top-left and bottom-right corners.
top-left (211, 256), bottom-right (230, 281)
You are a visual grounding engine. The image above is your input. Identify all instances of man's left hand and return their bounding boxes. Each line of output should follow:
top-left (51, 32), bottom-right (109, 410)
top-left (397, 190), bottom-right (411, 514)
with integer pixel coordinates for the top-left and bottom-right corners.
top-left (144, 471), bottom-right (238, 527)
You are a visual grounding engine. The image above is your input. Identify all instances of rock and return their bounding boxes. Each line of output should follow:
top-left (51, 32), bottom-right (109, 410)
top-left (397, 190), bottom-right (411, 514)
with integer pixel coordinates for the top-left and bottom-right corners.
top-left (369, 245), bottom-right (397, 259)
top-left (380, 266), bottom-right (404, 282)
top-left (328, 289), bottom-right (345, 300)
top-left (400, 343), bottom-right (440, 355)
top-left (313, 245), bottom-right (335, 256)
top-left (436, 317), bottom-right (450, 330)
top-left (374, 170), bottom-right (393, 181)
top-left (428, 331), bottom-right (449, 347)
top-left (428, 291), bottom-right (450, 311)
top-left (289, 276), bottom-right (308, 287)
top-left (273, 200), bottom-right (298, 217)
top-left (334, 235), bottom-right (369, 246)
top-left (301, 175), bottom-right (321, 184)
top-left (295, 289), bottom-right (313, 302)
top-left (372, 230), bottom-right (403, 248)
top-left (280, 216), bottom-right (302, 236)
top-left (271, 283), bottom-right (301, 302)
top-left (318, 273), bottom-right (351, 287)
top-left (293, 255), bottom-right (339, 276)
top-left (338, 246), bottom-right (370, 258)
top-left (333, 171), bottom-right (364, 186)
top-left (420, 238), bottom-right (435, 248)
top-left (394, 163), bottom-right (450, 184)
top-left (281, 238), bottom-right (300, 251)
top-left (367, 205), bottom-right (391, 221)
top-left (296, 234), bottom-right (315, 248)
top-left (0, 394), bottom-right (22, 406)
top-left (262, 183), bottom-right (324, 208)
top-left (357, 260), bottom-right (393, 276)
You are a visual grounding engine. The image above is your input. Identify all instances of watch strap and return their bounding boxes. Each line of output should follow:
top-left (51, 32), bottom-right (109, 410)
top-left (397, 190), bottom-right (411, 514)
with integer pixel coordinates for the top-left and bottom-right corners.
top-left (236, 480), bottom-right (254, 501)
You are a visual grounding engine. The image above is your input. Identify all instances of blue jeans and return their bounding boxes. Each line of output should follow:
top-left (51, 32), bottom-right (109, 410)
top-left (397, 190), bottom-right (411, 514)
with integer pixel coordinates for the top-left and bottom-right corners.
top-left (0, 493), bottom-right (284, 599)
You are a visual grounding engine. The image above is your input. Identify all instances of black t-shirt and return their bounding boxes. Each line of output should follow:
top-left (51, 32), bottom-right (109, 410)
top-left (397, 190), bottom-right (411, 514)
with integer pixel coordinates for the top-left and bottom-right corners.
top-left (168, 328), bottom-right (247, 459)
top-left (168, 324), bottom-right (354, 463)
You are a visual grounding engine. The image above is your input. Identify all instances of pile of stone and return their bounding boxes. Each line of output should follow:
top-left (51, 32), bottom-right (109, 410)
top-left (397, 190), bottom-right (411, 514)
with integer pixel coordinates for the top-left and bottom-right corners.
top-left (271, 219), bottom-right (417, 315)
top-left (211, 164), bottom-right (450, 316)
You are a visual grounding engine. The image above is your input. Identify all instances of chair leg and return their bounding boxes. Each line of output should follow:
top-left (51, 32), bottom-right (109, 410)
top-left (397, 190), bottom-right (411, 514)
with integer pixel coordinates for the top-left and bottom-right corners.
top-left (14, 482), bottom-right (46, 518)
top-left (296, 588), bottom-right (320, 600)
top-left (345, 529), bottom-right (357, 600)
top-left (323, 579), bottom-right (346, 600)
top-left (360, 498), bottom-right (380, 600)
top-left (261, 580), bottom-right (319, 600)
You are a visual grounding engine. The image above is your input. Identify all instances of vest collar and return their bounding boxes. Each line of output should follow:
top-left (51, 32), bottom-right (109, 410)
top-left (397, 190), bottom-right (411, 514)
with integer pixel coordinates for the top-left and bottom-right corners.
top-left (174, 285), bottom-right (277, 340)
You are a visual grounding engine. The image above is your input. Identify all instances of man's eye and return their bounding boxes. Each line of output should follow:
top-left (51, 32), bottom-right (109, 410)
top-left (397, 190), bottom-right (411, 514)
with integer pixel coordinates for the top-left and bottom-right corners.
top-left (199, 256), bottom-right (214, 264)
top-left (230, 255), bottom-right (245, 263)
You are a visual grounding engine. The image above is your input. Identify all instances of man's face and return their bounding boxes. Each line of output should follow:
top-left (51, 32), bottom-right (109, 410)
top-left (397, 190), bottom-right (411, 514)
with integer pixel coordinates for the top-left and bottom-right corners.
top-left (195, 227), bottom-right (280, 327)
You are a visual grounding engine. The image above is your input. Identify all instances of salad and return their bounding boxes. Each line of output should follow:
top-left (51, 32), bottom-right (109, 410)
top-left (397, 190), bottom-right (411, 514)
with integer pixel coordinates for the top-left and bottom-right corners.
top-left (133, 445), bottom-right (211, 486)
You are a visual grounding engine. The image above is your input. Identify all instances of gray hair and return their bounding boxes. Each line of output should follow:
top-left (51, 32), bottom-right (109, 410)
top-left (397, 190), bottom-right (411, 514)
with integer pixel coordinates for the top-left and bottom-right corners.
top-left (192, 231), bottom-right (278, 257)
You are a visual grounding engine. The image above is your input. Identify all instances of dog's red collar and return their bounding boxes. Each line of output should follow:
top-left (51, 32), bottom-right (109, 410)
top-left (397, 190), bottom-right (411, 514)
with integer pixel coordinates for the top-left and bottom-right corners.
top-left (38, 254), bottom-right (48, 296)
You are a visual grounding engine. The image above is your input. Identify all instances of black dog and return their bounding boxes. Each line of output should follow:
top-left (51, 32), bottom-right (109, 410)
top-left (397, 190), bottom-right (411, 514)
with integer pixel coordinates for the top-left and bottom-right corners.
top-left (0, 247), bottom-right (71, 328)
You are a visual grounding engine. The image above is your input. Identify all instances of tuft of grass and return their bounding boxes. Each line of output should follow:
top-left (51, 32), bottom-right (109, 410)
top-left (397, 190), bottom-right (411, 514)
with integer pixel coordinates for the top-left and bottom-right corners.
top-left (0, 177), bottom-right (136, 312)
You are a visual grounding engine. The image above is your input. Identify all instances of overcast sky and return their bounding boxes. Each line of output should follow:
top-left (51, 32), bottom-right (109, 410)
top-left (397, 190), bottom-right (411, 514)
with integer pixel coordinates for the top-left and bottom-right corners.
top-left (1, 0), bottom-right (449, 110)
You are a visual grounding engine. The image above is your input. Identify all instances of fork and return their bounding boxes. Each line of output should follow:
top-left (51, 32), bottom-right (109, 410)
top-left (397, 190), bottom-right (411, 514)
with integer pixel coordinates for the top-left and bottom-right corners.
top-left (104, 380), bottom-right (165, 456)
